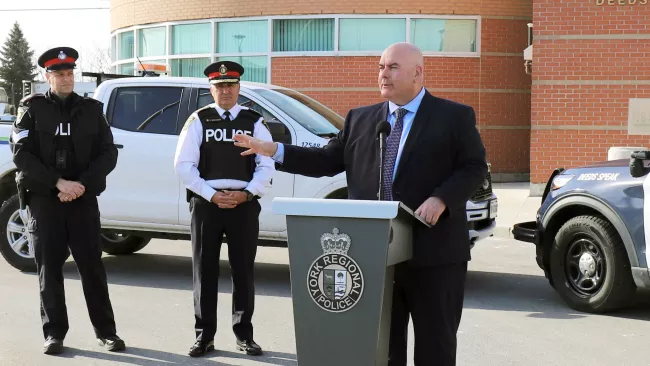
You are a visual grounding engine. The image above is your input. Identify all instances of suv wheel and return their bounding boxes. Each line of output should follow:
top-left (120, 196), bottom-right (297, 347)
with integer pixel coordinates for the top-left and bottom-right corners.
top-left (100, 232), bottom-right (151, 255)
top-left (549, 215), bottom-right (636, 313)
top-left (0, 194), bottom-right (36, 272)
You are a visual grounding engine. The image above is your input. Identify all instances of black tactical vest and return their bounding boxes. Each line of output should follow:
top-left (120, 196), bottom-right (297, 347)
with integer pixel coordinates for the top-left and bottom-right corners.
top-left (196, 106), bottom-right (258, 182)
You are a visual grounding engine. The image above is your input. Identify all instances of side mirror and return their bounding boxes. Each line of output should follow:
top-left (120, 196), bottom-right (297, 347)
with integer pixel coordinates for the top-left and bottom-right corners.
top-left (629, 150), bottom-right (650, 178)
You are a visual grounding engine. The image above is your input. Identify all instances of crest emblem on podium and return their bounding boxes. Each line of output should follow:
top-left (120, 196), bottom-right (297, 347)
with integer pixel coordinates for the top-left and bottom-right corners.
top-left (307, 228), bottom-right (364, 313)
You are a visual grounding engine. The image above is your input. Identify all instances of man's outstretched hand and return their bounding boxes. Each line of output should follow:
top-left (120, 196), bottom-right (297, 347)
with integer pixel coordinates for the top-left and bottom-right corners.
top-left (233, 134), bottom-right (278, 157)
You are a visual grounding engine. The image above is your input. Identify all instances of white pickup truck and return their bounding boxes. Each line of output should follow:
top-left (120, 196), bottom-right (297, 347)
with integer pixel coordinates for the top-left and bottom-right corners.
top-left (0, 76), bottom-right (498, 272)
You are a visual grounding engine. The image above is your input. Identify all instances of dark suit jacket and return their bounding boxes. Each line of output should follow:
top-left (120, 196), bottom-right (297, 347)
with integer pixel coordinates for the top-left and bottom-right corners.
top-left (278, 90), bottom-right (488, 266)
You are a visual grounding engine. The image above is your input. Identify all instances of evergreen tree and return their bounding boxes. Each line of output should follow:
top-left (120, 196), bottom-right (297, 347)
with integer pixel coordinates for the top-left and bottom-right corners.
top-left (0, 22), bottom-right (36, 110)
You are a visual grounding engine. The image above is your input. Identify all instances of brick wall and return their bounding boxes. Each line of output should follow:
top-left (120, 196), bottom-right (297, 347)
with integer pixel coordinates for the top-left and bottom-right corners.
top-left (272, 18), bottom-right (532, 174)
top-left (531, 0), bottom-right (650, 184)
top-left (110, 0), bottom-right (532, 31)
top-left (110, 0), bottom-right (533, 174)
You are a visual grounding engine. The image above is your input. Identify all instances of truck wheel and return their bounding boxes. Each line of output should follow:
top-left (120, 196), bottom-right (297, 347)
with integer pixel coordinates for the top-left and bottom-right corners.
top-left (0, 194), bottom-right (36, 272)
top-left (549, 215), bottom-right (636, 313)
top-left (100, 232), bottom-right (151, 255)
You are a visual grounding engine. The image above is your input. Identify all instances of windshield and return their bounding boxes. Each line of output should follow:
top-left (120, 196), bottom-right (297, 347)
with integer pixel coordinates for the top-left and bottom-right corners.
top-left (250, 88), bottom-right (344, 136)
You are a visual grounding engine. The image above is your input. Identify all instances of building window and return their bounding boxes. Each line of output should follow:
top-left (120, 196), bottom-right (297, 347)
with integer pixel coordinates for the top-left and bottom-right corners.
top-left (217, 20), bottom-right (268, 53)
top-left (138, 26), bottom-right (166, 57)
top-left (272, 19), bottom-right (334, 52)
top-left (216, 56), bottom-right (267, 83)
top-left (111, 14), bottom-right (481, 82)
top-left (410, 19), bottom-right (477, 53)
top-left (118, 63), bottom-right (134, 76)
top-left (338, 18), bottom-right (406, 51)
top-left (111, 36), bottom-right (116, 62)
top-left (118, 31), bottom-right (134, 60)
top-left (172, 23), bottom-right (211, 55)
top-left (171, 58), bottom-right (211, 77)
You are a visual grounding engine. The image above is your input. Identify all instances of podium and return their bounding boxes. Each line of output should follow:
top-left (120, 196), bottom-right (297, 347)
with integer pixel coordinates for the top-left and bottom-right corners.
top-left (272, 198), bottom-right (430, 366)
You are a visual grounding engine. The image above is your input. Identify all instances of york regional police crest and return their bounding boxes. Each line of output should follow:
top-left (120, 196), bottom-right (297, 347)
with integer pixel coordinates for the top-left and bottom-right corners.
top-left (307, 228), bottom-right (364, 313)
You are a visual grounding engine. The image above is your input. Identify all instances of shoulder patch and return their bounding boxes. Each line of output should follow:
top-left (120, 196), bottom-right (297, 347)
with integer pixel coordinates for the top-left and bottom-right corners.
top-left (261, 119), bottom-right (271, 132)
top-left (182, 114), bottom-right (198, 132)
top-left (19, 93), bottom-right (45, 106)
top-left (15, 106), bottom-right (27, 124)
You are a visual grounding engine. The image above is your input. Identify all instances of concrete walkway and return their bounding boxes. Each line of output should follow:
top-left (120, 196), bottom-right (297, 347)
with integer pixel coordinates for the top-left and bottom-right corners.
top-left (492, 182), bottom-right (541, 239)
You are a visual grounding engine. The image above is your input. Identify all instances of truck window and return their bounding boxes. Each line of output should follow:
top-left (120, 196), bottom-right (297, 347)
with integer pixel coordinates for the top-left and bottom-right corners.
top-left (110, 86), bottom-right (183, 135)
top-left (198, 88), bottom-right (292, 144)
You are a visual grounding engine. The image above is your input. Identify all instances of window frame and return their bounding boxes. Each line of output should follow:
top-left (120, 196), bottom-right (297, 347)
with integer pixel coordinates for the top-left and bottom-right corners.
top-left (111, 14), bottom-right (481, 82)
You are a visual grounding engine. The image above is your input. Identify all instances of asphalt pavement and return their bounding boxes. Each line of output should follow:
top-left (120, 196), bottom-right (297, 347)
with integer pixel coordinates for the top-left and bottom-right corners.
top-left (1, 236), bottom-right (649, 365)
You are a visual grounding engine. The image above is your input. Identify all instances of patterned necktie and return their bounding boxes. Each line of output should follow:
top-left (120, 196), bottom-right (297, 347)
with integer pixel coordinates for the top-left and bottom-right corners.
top-left (223, 111), bottom-right (231, 121)
top-left (381, 108), bottom-right (407, 201)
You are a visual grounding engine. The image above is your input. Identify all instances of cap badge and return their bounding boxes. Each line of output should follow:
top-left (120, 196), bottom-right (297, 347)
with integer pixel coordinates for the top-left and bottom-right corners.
top-left (219, 64), bottom-right (227, 75)
top-left (58, 51), bottom-right (67, 60)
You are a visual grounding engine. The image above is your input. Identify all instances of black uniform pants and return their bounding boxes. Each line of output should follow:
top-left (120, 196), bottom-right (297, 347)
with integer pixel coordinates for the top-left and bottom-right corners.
top-left (190, 195), bottom-right (261, 343)
top-left (27, 194), bottom-right (117, 340)
top-left (388, 262), bottom-right (468, 366)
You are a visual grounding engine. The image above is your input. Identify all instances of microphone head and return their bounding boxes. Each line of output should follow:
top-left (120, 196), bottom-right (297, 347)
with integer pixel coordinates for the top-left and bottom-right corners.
top-left (376, 120), bottom-right (391, 137)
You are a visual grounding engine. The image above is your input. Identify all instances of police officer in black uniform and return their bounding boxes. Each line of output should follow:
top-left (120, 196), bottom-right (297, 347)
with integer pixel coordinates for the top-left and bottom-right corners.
top-left (10, 47), bottom-right (124, 355)
top-left (173, 61), bottom-right (275, 357)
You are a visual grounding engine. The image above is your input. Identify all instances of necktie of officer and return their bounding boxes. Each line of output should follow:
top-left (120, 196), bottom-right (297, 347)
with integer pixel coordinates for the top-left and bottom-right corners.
top-left (381, 107), bottom-right (407, 201)
top-left (223, 111), bottom-right (231, 121)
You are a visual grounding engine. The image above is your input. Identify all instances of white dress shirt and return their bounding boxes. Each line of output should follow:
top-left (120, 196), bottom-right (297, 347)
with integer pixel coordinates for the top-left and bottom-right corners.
top-left (174, 102), bottom-right (275, 202)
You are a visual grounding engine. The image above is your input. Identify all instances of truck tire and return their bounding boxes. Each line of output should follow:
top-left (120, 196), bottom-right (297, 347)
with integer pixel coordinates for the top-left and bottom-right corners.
top-left (100, 232), bottom-right (151, 255)
top-left (549, 215), bottom-right (636, 313)
top-left (0, 194), bottom-right (36, 272)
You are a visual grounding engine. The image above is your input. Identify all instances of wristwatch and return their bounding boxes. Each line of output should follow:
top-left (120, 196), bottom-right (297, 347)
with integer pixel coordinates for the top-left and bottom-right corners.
top-left (244, 190), bottom-right (254, 201)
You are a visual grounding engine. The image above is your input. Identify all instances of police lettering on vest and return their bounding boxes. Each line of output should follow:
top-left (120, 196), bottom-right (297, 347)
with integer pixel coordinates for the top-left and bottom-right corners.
top-left (205, 128), bottom-right (251, 142)
top-left (56, 122), bottom-right (71, 136)
top-left (196, 106), bottom-right (261, 183)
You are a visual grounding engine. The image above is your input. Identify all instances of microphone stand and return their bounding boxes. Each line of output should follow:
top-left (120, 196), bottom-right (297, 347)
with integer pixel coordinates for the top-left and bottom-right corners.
top-left (378, 132), bottom-right (387, 200)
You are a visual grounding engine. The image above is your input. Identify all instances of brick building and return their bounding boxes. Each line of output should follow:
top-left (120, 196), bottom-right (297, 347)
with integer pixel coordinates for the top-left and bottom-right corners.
top-left (108, 0), bottom-right (534, 187)
top-left (528, 0), bottom-right (650, 194)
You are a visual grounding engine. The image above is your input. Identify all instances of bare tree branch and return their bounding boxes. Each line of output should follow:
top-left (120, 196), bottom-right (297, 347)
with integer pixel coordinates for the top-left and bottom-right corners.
top-left (76, 45), bottom-right (112, 81)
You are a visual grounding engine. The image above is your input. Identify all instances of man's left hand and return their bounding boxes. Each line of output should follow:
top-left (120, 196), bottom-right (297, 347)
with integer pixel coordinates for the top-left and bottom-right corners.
top-left (218, 190), bottom-right (247, 209)
top-left (415, 197), bottom-right (446, 225)
top-left (58, 192), bottom-right (80, 203)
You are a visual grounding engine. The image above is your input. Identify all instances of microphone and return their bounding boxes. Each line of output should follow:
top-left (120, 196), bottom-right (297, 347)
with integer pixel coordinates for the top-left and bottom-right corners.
top-left (376, 121), bottom-right (391, 200)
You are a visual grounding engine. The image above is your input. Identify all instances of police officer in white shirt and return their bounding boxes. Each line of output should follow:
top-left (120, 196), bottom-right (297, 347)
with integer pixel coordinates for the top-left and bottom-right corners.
top-left (173, 60), bottom-right (274, 358)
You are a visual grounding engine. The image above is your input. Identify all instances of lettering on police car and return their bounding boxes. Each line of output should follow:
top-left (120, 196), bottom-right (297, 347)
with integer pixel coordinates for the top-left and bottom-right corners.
top-left (301, 142), bottom-right (322, 148)
top-left (205, 128), bottom-right (252, 142)
top-left (307, 228), bottom-right (364, 313)
top-left (576, 173), bottom-right (620, 181)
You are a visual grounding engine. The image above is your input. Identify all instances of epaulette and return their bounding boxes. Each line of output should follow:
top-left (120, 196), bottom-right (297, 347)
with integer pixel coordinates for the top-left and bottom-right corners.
top-left (83, 96), bottom-right (104, 107)
top-left (197, 103), bottom-right (214, 112)
top-left (240, 106), bottom-right (262, 118)
top-left (19, 93), bottom-right (45, 106)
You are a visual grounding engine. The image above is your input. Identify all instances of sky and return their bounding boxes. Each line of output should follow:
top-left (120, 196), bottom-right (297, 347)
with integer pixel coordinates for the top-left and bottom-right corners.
top-left (0, 1), bottom-right (111, 69)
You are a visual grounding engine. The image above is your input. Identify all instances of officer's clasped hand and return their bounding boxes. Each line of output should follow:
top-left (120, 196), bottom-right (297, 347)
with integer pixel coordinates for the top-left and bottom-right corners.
top-left (55, 178), bottom-right (85, 202)
top-left (210, 190), bottom-right (247, 209)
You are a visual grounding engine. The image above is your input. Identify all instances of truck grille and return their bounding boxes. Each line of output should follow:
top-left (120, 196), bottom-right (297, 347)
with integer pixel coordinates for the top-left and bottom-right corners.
top-left (471, 172), bottom-right (493, 201)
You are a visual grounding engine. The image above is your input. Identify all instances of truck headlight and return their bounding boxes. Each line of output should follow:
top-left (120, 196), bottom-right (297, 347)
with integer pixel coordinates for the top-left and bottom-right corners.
top-left (552, 174), bottom-right (574, 190)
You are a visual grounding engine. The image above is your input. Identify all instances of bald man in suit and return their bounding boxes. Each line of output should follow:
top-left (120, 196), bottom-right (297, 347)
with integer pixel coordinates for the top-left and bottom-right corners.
top-left (234, 42), bottom-right (487, 365)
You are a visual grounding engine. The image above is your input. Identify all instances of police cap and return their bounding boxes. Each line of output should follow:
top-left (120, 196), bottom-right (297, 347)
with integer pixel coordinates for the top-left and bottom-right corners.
top-left (37, 47), bottom-right (78, 71)
top-left (204, 61), bottom-right (244, 84)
